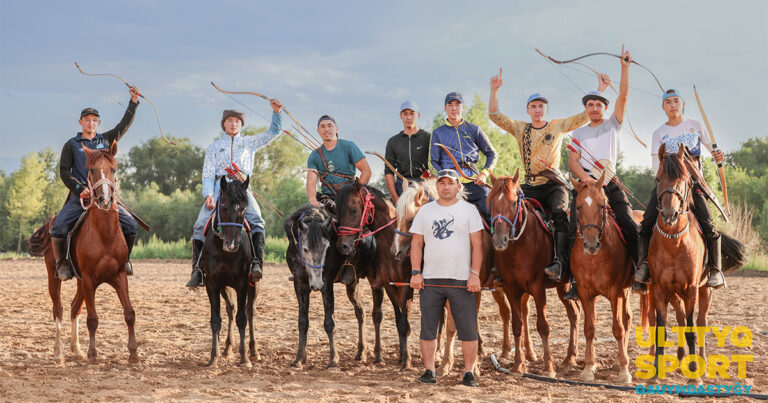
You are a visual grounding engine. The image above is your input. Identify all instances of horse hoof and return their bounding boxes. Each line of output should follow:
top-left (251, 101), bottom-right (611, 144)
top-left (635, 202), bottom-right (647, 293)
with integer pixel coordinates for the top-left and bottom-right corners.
top-left (240, 361), bottom-right (252, 368)
top-left (648, 377), bottom-right (660, 385)
top-left (688, 377), bottom-right (703, 386)
top-left (222, 348), bottom-right (232, 357)
top-left (73, 350), bottom-right (86, 361)
top-left (616, 370), bottom-right (632, 385)
top-left (250, 353), bottom-right (260, 362)
top-left (544, 371), bottom-right (557, 379)
top-left (560, 358), bottom-right (576, 368)
top-left (290, 361), bottom-right (303, 370)
top-left (128, 355), bottom-right (140, 365)
top-left (205, 359), bottom-right (218, 368)
top-left (326, 364), bottom-right (340, 371)
top-left (579, 369), bottom-right (595, 382)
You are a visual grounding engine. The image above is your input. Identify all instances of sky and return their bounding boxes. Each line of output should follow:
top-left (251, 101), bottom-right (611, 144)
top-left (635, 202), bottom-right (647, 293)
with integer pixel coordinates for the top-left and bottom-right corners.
top-left (1, 0), bottom-right (766, 178)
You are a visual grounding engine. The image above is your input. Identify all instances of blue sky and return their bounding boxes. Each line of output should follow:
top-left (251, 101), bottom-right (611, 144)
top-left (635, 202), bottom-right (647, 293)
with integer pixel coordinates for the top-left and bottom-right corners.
top-left (1, 0), bottom-right (766, 177)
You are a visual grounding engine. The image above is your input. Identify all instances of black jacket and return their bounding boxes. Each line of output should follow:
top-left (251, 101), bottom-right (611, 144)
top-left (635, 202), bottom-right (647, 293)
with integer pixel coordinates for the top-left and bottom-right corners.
top-left (384, 129), bottom-right (431, 178)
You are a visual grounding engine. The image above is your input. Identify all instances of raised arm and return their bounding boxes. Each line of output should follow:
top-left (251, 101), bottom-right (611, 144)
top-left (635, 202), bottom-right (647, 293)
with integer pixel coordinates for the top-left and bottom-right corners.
top-left (489, 67), bottom-right (503, 114)
top-left (614, 46), bottom-right (631, 124)
top-left (102, 86), bottom-right (140, 144)
top-left (244, 99), bottom-right (283, 149)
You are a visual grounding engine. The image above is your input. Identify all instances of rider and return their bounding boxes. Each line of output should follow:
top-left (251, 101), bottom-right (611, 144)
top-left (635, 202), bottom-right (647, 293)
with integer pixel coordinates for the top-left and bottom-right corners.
top-left (186, 99), bottom-right (284, 288)
top-left (634, 89), bottom-right (726, 289)
top-left (430, 92), bottom-right (497, 224)
top-left (50, 86), bottom-right (141, 281)
top-left (306, 114), bottom-right (372, 284)
top-left (489, 68), bottom-right (590, 282)
top-left (385, 101), bottom-right (431, 203)
top-left (567, 47), bottom-right (641, 299)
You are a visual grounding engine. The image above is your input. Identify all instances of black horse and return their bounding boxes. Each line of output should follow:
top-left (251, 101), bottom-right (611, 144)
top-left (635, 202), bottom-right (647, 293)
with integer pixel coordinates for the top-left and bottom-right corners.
top-left (201, 176), bottom-right (258, 368)
top-left (285, 203), bottom-right (374, 369)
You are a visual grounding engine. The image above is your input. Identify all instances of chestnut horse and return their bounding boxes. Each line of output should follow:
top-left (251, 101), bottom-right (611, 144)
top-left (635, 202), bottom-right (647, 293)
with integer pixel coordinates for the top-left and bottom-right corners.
top-left (488, 170), bottom-right (580, 378)
top-left (30, 143), bottom-right (136, 365)
top-left (569, 172), bottom-right (633, 384)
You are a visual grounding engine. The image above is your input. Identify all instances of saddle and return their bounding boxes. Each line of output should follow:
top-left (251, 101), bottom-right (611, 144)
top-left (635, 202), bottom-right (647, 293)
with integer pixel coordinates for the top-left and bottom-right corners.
top-left (64, 210), bottom-right (90, 279)
top-left (524, 198), bottom-right (552, 234)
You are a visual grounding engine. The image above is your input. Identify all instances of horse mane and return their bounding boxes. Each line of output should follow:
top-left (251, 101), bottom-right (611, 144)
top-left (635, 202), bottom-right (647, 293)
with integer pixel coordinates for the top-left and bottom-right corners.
top-left (487, 176), bottom-right (517, 203)
top-left (396, 185), bottom-right (421, 221)
top-left (223, 178), bottom-right (248, 205)
top-left (85, 149), bottom-right (117, 170)
top-left (660, 154), bottom-right (689, 182)
top-left (337, 183), bottom-right (392, 212)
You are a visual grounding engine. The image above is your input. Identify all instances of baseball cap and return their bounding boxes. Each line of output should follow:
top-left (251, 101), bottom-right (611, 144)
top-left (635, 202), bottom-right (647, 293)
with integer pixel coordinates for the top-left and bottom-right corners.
top-left (526, 93), bottom-right (549, 106)
top-left (444, 92), bottom-right (464, 105)
top-left (317, 114), bottom-right (336, 127)
top-left (400, 100), bottom-right (419, 113)
top-left (80, 107), bottom-right (100, 119)
top-left (437, 169), bottom-right (460, 183)
top-left (582, 91), bottom-right (610, 106)
top-left (662, 89), bottom-right (682, 103)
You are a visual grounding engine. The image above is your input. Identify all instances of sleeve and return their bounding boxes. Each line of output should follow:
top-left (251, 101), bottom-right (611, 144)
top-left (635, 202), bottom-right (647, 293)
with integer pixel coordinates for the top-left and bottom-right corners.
top-left (244, 112), bottom-right (283, 150)
top-left (697, 121), bottom-right (713, 154)
top-left (201, 144), bottom-right (217, 198)
top-left (347, 141), bottom-right (365, 165)
top-left (488, 110), bottom-right (523, 137)
top-left (307, 150), bottom-right (320, 171)
top-left (409, 207), bottom-right (426, 235)
top-left (475, 126), bottom-right (497, 171)
top-left (467, 203), bottom-right (484, 233)
top-left (609, 113), bottom-right (623, 132)
top-left (430, 130), bottom-right (444, 171)
top-left (102, 99), bottom-right (138, 144)
top-left (384, 137), bottom-right (396, 176)
top-left (554, 110), bottom-right (589, 133)
top-left (651, 130), bottom-right (661, 174)
top-left (58, 141), bottom-right (84, 194)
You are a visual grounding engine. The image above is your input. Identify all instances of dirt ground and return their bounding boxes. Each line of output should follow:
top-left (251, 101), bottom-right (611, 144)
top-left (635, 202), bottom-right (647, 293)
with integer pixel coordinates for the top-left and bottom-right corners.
top-left (0, 259), bottom-right (766, 402)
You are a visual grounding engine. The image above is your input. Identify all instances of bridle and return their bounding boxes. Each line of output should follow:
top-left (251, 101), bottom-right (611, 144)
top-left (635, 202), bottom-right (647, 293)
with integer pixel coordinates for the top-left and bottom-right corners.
top-left (490, 188), bottom-right (528, 242)
top-left (296, 213), bottom-right (326, 270)
top-left (336, 187), bottom-right (396, 242)
top-left (657, 180), bottom-right (691, 219)
top-left (576, 195), bottom-right (608, 241)
top-left (82, 169), bottom-right (118, 211)
top-left (210, 196), bottom-right (247, 240)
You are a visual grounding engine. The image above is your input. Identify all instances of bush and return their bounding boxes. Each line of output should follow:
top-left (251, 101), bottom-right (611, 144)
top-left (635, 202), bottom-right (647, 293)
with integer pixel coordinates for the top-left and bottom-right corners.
top-left (131, 235), bottom-right (289, 263)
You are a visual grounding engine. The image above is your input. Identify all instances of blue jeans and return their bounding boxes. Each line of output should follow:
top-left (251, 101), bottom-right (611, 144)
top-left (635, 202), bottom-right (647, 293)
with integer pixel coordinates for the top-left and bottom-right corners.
top-left (463, 182), bottom-right (490, 224)
top-left (49, 195), bottom-right (137, 238)
top-left (192, 190), bottom-right (264, 241)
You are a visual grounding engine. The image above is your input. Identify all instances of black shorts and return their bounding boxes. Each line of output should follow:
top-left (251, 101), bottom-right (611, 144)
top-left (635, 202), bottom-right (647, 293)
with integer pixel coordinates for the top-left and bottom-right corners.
top-left (419, 279), bottom-right (478, 341)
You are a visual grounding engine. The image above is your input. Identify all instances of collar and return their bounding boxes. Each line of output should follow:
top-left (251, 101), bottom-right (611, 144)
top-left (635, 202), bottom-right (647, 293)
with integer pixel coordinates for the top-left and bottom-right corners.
top-left (75, 132), bottom-right (103, 142)
top-left (445, 119), bottom-right (465, 128)
top-left (399, 129), bottom-right (424, 137)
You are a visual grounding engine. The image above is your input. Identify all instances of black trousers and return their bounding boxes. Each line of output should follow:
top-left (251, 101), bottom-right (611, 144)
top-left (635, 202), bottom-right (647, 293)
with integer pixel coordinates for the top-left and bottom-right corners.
top-left (521, 181), bottom-right (569, 233)
top-left (639, 184), bottom-right (717, 242)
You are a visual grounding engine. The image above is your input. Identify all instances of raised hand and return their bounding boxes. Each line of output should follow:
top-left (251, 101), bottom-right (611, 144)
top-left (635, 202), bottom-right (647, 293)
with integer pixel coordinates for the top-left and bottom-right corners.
top-left (620, 45), bottom-right (632, 67)
top-left (490, 67), bottom-right (503, 91)
top-left (270, 98), bottom-right (283, 113)
top-left (129, 86), bottom-right (141, 102)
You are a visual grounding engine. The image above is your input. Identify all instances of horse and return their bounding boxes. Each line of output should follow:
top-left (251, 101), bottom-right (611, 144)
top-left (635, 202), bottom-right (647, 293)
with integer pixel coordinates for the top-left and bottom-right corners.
top-left (284, 204), bottom-right (349, 369)
top-left (200, 176), bottom-right (258, 368)
top-left (29, 143), bottom-right (136, 365)
top-left (569, 172), bottom-right (633, 384)
top-left (392, 178), bottom-right (527, 376)
top-left (488, 170), bottom-right (580, 378)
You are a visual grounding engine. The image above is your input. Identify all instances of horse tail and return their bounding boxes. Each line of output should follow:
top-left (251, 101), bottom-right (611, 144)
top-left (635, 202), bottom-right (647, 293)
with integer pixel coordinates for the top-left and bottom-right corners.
top-left (639, 291), bottom-right (650, 336)
top-left (721, 233), bottom-right (748, 273)
top-left (28, 215), bottom-right (56, 257)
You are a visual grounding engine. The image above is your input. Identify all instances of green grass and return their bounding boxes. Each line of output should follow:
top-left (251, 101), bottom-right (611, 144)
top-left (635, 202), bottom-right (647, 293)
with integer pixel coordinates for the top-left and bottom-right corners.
top-left (131, 235), bottom-right (288, 263)
top-left (0, 251), bottom-right (30, 260)
top-left (743, 252), bottom-right (768, 271)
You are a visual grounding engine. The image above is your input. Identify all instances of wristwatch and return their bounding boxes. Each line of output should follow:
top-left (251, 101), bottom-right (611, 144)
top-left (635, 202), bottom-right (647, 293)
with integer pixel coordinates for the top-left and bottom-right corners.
top-left (411, 270), bottom-right (422, 276)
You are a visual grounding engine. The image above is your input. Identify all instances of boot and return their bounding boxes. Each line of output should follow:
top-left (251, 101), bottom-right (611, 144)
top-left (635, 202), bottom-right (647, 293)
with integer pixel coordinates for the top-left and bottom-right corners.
top-left (186, 239), bottom-right (204, 287)
top-left (124, 234), bottom-right (136, 276)
top-left (634, 235), bottom-right (650, 285)
top-left (52, 237), bottom-right (74, 281)
top-left (544, 231), bottom-right (568, 280)
top-left (564, 278), bottom-right (578, 300)
top-left (706, 234), bottom-right (725, 289)
top-left (249, 232), bottom-right (265, 283)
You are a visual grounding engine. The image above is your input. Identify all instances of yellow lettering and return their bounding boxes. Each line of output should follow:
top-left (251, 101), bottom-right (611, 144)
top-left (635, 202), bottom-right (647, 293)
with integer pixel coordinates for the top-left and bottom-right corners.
top-left (710, 326), bottom-right (730, 347)
top-left (634, 354), bottom-right (656, 379)
top-left (680, 354), bottom-right (706, 379)
top-left (657, 326), bottom-right (675, 348)
top-left (707, 354), bottom-right (730, 379)
top-left (730, 355), bottom-right (753, 379)
top-left (672, 326), bottom-right (687, 347)
top-left (658, 354), bottom-right (679, 379)
top-left (635, 326), bottom-right (654, 348)
top-left (694, 326), bottom-right (709, 347)
top-left (730, 327), bottom-right (753, 348)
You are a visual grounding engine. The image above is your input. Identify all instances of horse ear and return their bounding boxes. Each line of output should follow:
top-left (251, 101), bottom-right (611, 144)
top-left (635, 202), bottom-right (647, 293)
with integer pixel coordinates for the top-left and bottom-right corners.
top-left (658, 143), bottom-right (667, 163)
top-left (219, 176), bottom-right (227, 193)
top-left (570, 174), bottom-right (579, 189)
top-left (512, 168), bottom-right (520, 184)
top-left (488, 170), bottom-right (496, 183)
top-left (677, 143), bottom-right (686, 159)
top-left (243, 175), bottom-right (250, 190)
top-left (597, 170), bottom-right (606, 187)
top-left (82, 144), bottom-right (94, 160)
top-left (352, 177), bottom-right (361, 190)
top-left (109, 142), bottom-right (118, 156)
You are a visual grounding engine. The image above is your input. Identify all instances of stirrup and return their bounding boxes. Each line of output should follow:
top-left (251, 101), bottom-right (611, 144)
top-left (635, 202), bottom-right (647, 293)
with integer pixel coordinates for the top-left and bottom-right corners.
top-left (186, 269), bottom-right (204, 288)
top-left (706, 270), bottom-right (726, 289)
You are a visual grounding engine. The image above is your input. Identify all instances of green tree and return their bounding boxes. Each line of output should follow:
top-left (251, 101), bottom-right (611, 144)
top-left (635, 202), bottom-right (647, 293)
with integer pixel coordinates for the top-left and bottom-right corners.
top-left (37, 147), bottom-right (68, 219)
top-left (121, 135), bottom-right (204, 195)
top-left (0, 171), bottom-right (15, 251)
top-left (726, 136), bottom-right (768, 176)
top-left (245, 126), bottom-right (309, 194)
top-left (6, 153), bottom-right (46, 252)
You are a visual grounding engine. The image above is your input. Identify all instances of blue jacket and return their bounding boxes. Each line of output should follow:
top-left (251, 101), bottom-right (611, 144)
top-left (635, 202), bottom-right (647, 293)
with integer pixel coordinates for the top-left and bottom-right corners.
top-left (430, 119), bottom-right (496, 180)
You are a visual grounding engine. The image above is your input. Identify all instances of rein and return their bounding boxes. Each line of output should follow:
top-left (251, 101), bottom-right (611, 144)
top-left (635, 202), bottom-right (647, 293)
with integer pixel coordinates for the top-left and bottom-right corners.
top-left (80, 174), bottom-right (118, 211)
top-left (337, 187), bottom-right (396, 241)
top-left (491, 188), bottom-right (528, 242)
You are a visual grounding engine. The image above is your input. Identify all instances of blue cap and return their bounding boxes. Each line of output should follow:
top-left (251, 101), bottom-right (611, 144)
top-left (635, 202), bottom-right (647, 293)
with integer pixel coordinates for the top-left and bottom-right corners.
top-left (526, 93), bottom-right (549, 106)
top-left (317, 114), bottom-right (336, 127)
top-left (400, 100), bottom-right (419, 113)
top-left (662, 89), bottom-right (682, 103)
top-left (582, 91), bottom-right (609, 106)
top-left (444, 92), bottom-right (464, 105)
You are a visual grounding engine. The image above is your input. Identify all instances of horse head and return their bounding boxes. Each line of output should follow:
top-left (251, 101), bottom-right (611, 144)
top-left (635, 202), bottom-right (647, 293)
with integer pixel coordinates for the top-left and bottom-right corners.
top-left (656, 144), bottom-right (692, 227)
top-left (335, 180), bottom-right (393, 256)
top-left (571, 171), bottom-right (608, 255)
top-left (488, 169), bottom-right (522, 251)
top-left (392, 180), bottom-right (431, 260)
top-left (297, 206), bottom-right (333, 291)
top-left (216, 175), bottom-right (249, 253)
top-left (82, 142), bottom-right (119, 210)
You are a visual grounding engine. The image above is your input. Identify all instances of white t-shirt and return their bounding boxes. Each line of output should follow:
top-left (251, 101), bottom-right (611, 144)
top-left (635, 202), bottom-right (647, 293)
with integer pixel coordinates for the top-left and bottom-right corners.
top-left (571, 113), bottom-right (622, 174)
top-left (651, 119), bottom-right (713, 174)
top-left (410, 199), bottom-right (484, 280)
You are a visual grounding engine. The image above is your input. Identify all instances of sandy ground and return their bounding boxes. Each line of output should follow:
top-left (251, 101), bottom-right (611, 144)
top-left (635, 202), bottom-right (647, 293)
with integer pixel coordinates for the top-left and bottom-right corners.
top-left (0, 258), bottom-right (766, 402)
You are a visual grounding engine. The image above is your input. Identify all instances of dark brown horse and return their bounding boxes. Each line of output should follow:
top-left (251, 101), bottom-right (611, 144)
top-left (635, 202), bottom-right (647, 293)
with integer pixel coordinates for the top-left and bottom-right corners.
top-left (30, 143), bottom-right (136, 365)
top-left (569, 173), bottom-right (633, 384)
top-left (488, 170), bottom-right (580, 378)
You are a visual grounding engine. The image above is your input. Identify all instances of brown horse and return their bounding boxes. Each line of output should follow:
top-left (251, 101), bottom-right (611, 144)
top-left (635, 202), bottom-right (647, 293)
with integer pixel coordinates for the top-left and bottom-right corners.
top-left (30, 143), bottom-right (136, 365)
top-left (488, 170), bottom-right (580, 378)
top-left (569, 173), bottom-right (633, 384)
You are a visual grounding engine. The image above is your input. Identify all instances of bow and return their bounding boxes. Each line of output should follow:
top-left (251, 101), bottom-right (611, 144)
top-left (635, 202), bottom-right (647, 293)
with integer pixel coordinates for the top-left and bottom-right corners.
top-left (364, 151), bottom-right (407, 182)
top-left (74, 62), bottom-right (175, 146)
top-left (693, 84), bottom-right (730, 217)
top-left (534, 49), bottom-right (666, 148)
top-left (433, 143), bottom-right (491, 188)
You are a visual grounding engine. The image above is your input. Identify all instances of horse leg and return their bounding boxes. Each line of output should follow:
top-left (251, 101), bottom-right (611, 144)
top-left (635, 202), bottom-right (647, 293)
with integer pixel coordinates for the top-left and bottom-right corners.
top-left (435, 306), bottom-right (446, 363)
top-left (474, 292), bottom-right (484, 358)
top-left (557, 287), bottom-right (580, 368)
top-left (235, 285), bottom-right (251, 368)
top-left (696, 286), bottom-right (711, 367)
top-left (386, 285), bottom-right (412, 369)
top-left (492, 289), bottom-right (513, 360)
top-left (533, 287), bottom-right (555, 378)
top-left (70, 284), bottom-right (86, 360)
top-left (345, 281), bottom-right (368, 362)
top-left (112, 274), bottom-right (138, 364)
top-left (205, 284), bottom-right (222, 367)
top-left (579, 294), bottom-right (597, 382)
top-left (670, 294), bottom-right (687, 360)
top-left (368, 286), bottom-right (383, 363)
top-left (291, 280), bottom-right (310, 369)
top-left (647, 288), bottom-right (656, 357)
top-left (221, 288), bottom-right (235, 358)
top-left (47, 262), bottom-right (65, 365)
top-left (437, 301), bottom-right (456, 376)
top-left (683, 288), bottom-right (701, 385)
top-left (322, 281), bottom-right (339, 368)
top-left (612, 292), bottom-right (632, 385)
top-left (505, 289), bottom-right (526, 375)
top-left (650, 286), bottom-right (668, 384)
top-left (520, 293), bottom-right (536, 362)
top-left (82, 279), bottom-right (99, 365)
top-left (247, 283), bottom-right (259, 361)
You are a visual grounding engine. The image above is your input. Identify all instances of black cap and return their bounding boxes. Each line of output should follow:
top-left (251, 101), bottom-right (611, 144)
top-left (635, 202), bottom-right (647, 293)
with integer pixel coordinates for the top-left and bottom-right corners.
top-left (80, 107), bottom-right (100, 119)
top-left (444, 92), bottom-right (464, 105)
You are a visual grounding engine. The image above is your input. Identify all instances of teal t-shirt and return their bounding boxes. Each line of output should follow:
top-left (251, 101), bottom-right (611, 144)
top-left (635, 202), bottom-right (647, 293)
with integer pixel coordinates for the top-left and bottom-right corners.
top-left (307, 139), bottom-right (365, 195)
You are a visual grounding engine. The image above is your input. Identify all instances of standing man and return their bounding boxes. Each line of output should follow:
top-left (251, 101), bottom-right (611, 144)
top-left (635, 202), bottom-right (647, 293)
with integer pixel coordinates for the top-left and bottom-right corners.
top-left (410, 169), bottom-right (483, 387)
top-left (568, 47), bottom-right (642, 298)
top-left (634, 89), bottom-right (726, 289)
top-left (186, 100), bottom-right (283, 288)
top-left (430, 92), bottom-right (497, 223)
top-left (489, 69), bottom-right (590, 281)
top-left (384, 101), bottom-right (431, 203)
top-left (50, 86), bottom-right (141, 281)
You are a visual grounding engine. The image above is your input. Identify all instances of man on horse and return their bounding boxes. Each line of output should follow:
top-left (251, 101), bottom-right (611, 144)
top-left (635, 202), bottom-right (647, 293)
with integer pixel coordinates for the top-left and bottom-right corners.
top-left (385, 101), bottom-right (431, 203)
top-left (488, 69), bottom-right (590, 282)
top-left (634, 89), bottom-right (726, 289)
top-left (410, 169), bottom-right (483, 387)
top-left (567, 47), bottom-right (642, 298)
top-left (50, 86), bottom-right (141, 281)
top-left (430, 92), bottom-right (497, 224)
top-left (186, 100), bottom-right (284, 288)
top-left (306, 114), bottom-right (372, 284)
